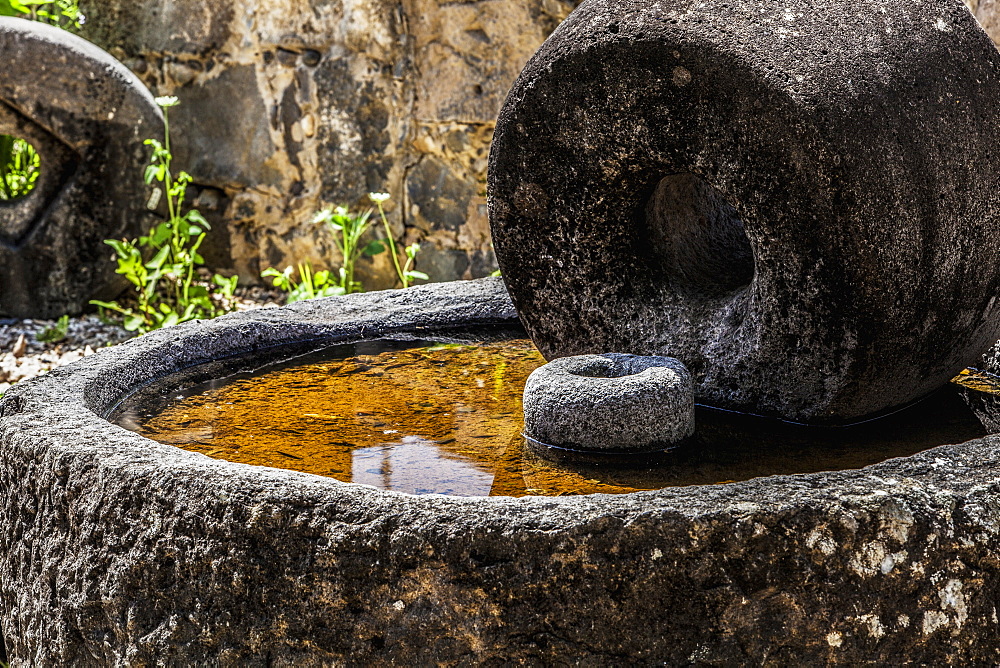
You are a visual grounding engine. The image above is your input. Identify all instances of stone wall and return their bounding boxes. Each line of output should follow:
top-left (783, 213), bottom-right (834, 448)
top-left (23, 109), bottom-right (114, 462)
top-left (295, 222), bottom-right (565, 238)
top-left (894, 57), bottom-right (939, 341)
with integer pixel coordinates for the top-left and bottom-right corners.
top-left (968, 0), bottom-right (1000, 43)
top-left (77, 0), bottom-right (996, 288)
top-left (78, 0), bottom-right (579, 288)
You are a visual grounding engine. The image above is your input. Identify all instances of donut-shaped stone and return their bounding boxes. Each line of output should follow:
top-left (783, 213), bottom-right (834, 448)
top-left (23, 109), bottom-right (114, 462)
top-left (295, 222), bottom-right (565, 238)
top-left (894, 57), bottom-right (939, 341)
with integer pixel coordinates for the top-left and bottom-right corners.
top-left (523, 353), bottom-right (694, 452)
top-left (0, 18), bottom-right (162, 318)
top-left (488, 0), bottom-right (1000, 424)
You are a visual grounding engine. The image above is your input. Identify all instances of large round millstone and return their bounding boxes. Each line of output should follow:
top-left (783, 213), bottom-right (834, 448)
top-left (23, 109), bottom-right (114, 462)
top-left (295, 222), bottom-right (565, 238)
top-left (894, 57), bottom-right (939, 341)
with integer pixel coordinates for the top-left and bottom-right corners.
top-left (4, 280), bottom-right (1000, 663)
top-left (488, 0), bottom-right (1000, 424)
top-left (0, 17), bottom-right (162, 318)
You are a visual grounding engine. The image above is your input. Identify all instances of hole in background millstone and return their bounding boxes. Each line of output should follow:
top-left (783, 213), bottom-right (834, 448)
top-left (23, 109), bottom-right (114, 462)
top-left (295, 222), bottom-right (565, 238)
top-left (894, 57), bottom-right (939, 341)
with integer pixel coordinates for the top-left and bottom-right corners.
top-left (645, 173), bottom-right (754, 297)
top-left (0, 628), bottom-right (7, 664)
top-left (0, 134), bottom-right (41, 202)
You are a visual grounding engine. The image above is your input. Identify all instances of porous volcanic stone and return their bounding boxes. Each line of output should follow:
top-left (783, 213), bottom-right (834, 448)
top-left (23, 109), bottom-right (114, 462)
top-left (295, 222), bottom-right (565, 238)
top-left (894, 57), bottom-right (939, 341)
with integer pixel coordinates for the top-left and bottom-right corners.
top-left (523, 353), bottom-right (694, 452)
top-left (488, 0), bottom-right (1000, 424)
top-left (0, 18), bottom-right (161, 318)
top-left (4, 279), bottom-right (1000, 663)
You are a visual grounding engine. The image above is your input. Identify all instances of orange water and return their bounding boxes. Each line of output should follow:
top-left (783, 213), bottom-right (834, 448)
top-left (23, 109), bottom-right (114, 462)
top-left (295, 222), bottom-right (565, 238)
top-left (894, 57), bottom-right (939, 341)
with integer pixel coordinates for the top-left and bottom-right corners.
top-left (113, 338), bottom-right (986, 497)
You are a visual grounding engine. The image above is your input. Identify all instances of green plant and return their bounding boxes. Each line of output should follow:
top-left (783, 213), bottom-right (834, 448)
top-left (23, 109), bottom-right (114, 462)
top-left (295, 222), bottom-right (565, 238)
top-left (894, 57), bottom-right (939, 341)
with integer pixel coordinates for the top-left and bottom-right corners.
top-left (369, 192), bottom-right (428, 288)
top-left (91, 97), bottom-right (238, 333)
top-left (312, 205), bottom-right (385, 294)
top-left (37, 314), bottom-right (69, 343)
top-left (262, 262), bottom-right (341, 303)
top-left (0, 135), bottom-right (39, 201)
top-left (0, 0), bottom-right (83, 29)
top-left (262, 193), bottom-right (426, 303)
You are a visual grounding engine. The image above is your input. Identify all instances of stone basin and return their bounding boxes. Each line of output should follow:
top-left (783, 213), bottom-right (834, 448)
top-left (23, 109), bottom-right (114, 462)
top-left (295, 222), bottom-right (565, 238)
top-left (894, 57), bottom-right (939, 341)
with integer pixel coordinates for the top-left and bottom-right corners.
top-left (3, 278), bottom-right (1000, 663)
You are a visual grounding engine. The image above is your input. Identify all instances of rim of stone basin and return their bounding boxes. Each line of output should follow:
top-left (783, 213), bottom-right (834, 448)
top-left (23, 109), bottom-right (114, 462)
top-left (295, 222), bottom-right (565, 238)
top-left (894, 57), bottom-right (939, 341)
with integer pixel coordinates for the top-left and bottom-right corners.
top-left (3, 277), bottom-right (1000, 663)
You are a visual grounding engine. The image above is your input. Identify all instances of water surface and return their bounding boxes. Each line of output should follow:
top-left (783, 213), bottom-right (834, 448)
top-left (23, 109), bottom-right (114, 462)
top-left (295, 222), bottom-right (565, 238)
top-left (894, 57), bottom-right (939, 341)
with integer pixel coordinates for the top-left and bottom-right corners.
top-left (113, 338), bottom-right (986, 497)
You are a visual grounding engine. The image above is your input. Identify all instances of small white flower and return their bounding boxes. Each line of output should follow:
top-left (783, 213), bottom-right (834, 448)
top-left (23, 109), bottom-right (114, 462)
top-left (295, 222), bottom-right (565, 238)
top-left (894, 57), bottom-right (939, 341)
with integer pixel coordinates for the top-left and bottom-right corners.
top-left (368, 192), bottom-right (390, 203)
top-left (155, 96), bottom-right (180, 108)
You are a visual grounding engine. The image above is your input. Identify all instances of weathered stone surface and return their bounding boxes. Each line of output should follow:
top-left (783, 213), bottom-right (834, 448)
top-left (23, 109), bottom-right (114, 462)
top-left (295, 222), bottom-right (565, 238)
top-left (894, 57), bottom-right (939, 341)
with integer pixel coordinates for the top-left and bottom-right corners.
top-left (489, 0), bottom-right (1000, 424)
top-left (77, 0), bottom-right (578, 287)
top-left (0, 18), bottom-right (161, 318)
top-left (3, 279), bottom-right (1000, 663)
top-left (523, 353), bottom-right (694, 452)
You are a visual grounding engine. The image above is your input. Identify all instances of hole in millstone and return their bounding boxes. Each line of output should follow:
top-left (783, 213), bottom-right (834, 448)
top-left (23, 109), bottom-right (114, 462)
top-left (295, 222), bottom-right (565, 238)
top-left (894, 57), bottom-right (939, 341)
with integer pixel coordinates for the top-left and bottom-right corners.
top-left (645, 173), bottom-right (754, 296)
top-left (0, 629), bottom-right (7, 664)
top-left (0, 134), bottom-right (41, 202)
top-left (569, 355), bottom-right (673, 379)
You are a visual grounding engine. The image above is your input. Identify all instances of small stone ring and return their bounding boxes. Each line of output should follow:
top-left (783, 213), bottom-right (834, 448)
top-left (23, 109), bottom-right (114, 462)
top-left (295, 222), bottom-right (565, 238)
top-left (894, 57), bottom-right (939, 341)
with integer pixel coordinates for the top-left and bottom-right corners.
top-left (522, 353), bottom-right (695, 453)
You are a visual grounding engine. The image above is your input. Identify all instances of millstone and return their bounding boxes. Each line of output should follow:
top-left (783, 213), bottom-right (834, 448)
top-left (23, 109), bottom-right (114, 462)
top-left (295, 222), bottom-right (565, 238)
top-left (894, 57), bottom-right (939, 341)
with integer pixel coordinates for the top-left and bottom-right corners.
top-left (0, 18), bottom-right (162, 318)
top-left (488, 0), bottom-right (1000, 424)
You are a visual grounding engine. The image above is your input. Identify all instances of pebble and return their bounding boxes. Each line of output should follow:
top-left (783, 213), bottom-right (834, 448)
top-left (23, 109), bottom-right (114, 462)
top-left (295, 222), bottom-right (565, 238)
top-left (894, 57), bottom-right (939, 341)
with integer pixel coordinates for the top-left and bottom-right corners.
top-left (11, 334), bottom-right (25, 358)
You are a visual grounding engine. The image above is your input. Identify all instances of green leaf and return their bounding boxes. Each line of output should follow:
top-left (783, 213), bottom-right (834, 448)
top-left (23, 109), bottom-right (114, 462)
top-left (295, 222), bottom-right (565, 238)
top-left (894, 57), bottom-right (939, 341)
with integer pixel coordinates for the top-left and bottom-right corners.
top-left (362, 240), bottom-right (385, 256)
top-left (213, 274), bottom-right (238, 293)
top-left (104, 238), bottom-right (133, 258)
top-left (148, 222), bottom-right (172, 247)
top-left (89, 300), bottom-right (128, 318)
top-left (186, 209), bottom-right (209, 228)
top-left (145, 245), bottom-right (170, 270)
top-left (405, 270), bottom-right (430, 281)
top-left (36, 314), bottom-right (70, 343)
top-left (123, 313), bottom-right (145, 332)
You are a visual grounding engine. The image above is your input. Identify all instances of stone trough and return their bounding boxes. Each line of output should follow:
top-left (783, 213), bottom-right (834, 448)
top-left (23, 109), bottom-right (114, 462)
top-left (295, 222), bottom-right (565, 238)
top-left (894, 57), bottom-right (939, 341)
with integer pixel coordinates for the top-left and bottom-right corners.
top-left (3, 279), bottom-right (1000, 664)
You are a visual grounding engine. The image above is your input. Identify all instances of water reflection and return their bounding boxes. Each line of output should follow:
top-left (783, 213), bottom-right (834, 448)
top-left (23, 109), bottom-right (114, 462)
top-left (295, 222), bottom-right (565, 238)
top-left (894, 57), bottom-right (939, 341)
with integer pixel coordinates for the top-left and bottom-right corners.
top-left (351, 436), bottom-right (495, 496)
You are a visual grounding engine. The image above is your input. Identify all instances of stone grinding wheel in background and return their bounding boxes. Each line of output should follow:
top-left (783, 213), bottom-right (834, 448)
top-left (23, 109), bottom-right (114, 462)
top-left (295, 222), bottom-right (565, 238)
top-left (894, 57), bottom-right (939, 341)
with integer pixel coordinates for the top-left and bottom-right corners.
top-left (0, 17), bottom-right (162, 318)
top-left (488, 0), bottom-right (1000, 425)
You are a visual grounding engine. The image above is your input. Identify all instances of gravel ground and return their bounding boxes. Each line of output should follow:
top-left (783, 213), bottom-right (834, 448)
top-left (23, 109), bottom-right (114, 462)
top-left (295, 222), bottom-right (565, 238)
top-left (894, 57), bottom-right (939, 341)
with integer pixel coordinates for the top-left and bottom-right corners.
top-left (0, 286), bottom-right (285, 395)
